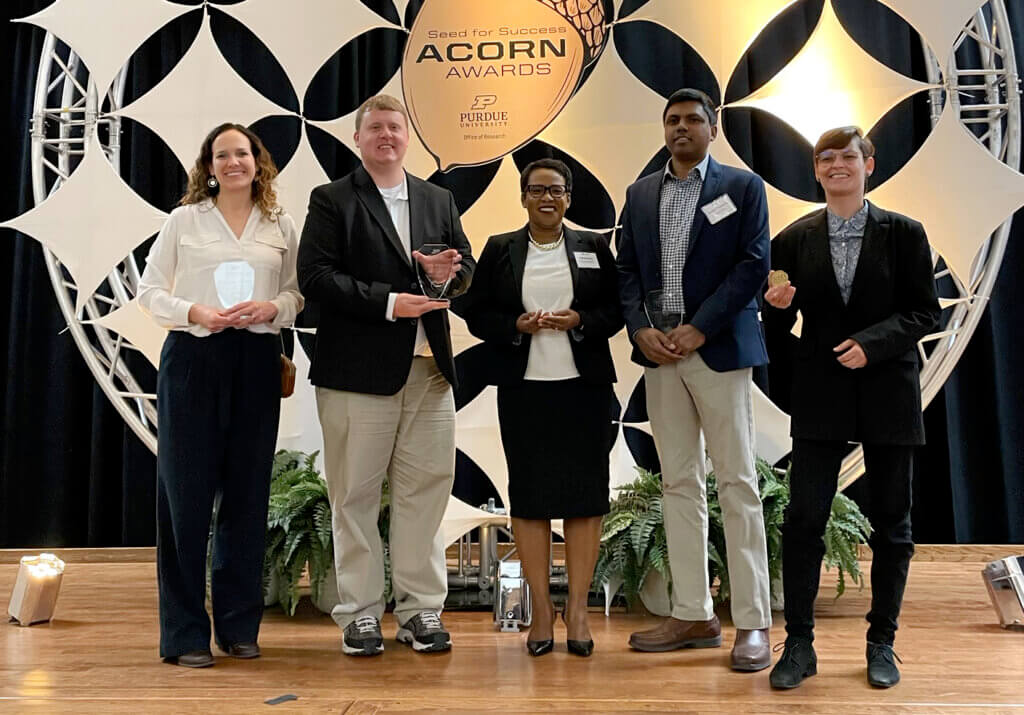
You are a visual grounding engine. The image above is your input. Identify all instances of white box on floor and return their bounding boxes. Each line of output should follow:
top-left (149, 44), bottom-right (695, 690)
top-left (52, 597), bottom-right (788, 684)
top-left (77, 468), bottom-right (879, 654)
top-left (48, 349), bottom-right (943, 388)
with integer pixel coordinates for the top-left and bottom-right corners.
top-left (7, 553), bottom-right (65, 626)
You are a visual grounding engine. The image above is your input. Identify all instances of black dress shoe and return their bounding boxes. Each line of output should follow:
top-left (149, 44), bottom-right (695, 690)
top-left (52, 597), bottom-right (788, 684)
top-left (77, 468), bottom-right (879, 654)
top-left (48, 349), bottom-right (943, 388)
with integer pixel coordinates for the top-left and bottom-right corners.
top-left (174, 650), bottom-right (214, 668)
top-left (225, 642), bottom-right (261, 659)
top-left (526, 638), bottom-right (554, 656)
top-left (769, 636), bottom-right (817, 689)
top-left (866, 641), bottom-right (901, 687)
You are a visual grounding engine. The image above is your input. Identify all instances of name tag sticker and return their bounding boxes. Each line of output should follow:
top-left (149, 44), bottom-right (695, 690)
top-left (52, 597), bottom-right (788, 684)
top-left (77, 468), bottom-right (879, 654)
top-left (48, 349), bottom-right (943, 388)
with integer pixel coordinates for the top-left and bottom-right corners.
top-left (574, 251), bottom-right (600, 268)
top-left (701, 193), bottom-right (738, 224)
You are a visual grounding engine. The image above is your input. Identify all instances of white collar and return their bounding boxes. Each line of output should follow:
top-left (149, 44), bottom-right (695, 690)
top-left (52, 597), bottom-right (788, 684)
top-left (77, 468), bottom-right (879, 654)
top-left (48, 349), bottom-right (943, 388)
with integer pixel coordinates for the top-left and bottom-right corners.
top-left (664, 153), bottom-right (710, 182)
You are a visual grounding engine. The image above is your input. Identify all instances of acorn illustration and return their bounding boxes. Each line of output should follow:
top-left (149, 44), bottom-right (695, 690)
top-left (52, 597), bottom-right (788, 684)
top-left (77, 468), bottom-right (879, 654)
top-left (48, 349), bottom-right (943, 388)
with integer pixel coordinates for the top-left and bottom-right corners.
top-left (538, 0), bottom-right (607, 66)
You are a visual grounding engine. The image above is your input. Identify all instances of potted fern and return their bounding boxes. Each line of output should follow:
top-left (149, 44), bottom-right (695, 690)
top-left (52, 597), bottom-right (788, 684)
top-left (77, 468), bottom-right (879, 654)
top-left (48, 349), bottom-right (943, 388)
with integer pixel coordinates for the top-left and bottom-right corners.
top-left (593, 458), bottom-right (872, 614)
top-left (263, 450), bottom-right (393, 616)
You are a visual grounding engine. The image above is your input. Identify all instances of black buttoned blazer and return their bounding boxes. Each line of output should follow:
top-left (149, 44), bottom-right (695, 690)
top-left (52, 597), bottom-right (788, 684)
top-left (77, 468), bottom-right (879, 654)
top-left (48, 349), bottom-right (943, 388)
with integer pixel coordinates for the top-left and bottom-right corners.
top-left (297, 165), bottom-right (475, 395)
top-left (764, 202), bottom-right (940, 445)
top-left (457, 225), bottom-right (623, 386)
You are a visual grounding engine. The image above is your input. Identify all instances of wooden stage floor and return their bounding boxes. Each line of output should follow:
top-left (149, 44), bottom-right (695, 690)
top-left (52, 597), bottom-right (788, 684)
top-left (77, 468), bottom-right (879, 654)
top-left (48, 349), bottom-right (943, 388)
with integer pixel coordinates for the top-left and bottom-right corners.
top-left (1, 558), bottom-right (1022, 713)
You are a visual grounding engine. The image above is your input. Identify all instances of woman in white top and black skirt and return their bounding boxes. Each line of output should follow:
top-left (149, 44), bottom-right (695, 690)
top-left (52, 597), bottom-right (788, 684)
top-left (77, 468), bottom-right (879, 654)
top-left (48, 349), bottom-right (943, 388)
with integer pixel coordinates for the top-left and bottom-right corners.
top-left (138, 123), bottom-right (303, 667)
top-left (461, 159), bottom-right (623, 657)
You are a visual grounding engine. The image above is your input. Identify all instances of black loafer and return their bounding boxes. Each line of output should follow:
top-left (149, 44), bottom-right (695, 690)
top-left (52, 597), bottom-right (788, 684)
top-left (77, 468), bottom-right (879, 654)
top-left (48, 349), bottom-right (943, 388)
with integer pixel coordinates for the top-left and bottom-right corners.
top-left (174, 650), bottom-right (214, 668)
top-left (526, 638), bottom-right (554, 656)
top-left (225, 642), bottom-right (261, 659)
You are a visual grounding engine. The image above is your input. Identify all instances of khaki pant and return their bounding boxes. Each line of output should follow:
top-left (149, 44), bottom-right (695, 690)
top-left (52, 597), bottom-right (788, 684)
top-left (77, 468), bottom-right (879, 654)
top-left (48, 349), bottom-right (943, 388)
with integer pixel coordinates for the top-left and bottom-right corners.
top-left (645, 353), bottom-right (771, 629)
top-left (316, 357), bottom-right (455, 629)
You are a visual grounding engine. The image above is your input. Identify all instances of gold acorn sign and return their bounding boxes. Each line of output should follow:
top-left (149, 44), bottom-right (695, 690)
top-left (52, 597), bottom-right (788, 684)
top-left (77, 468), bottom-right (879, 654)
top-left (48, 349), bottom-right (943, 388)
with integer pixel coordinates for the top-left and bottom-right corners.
top-left (402, 0), bottom-right (606, 171)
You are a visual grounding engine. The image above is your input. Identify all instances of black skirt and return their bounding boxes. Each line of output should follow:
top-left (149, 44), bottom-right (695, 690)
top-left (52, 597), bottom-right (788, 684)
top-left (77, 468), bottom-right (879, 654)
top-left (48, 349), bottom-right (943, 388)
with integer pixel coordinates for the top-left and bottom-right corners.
top-left (497, 378), bottom-right (613, 519)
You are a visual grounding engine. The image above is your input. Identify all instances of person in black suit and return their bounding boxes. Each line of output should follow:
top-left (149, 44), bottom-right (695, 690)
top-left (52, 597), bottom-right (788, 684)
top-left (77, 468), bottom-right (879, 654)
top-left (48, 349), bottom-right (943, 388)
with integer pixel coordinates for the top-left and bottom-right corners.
top-left (617, 88), bottom-right (773, 670)
top-left (297, 95), bottom-right (475, 656)
top-left (460, 159), bottom-right (623, 657)
top-left (764, 126), bottom-right (940, 689)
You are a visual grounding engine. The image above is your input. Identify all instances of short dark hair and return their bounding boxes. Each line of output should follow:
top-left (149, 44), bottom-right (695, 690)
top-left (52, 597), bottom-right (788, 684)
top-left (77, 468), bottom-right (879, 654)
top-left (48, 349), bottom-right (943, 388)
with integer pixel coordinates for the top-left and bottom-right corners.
top-left (663, 88), bottom-right (718, 126)
top-left (520, 158), bottom-right (573, 194)
top-left (814, 126), bottom-right (875, 160)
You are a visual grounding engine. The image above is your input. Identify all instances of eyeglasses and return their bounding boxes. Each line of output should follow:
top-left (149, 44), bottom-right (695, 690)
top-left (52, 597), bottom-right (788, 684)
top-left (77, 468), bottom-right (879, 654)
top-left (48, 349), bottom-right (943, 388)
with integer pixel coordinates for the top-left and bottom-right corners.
top-left (525, 184), bottom-right (569, 198)
top-left (815, 150), bottom-right (863, 166)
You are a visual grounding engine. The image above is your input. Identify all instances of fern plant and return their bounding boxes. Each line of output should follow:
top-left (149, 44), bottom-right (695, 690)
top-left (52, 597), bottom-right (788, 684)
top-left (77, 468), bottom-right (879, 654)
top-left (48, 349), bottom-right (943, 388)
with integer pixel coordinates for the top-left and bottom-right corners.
top-left (595, 459), bottom-right (872, 609)
top-left (263, 449), bottom-right (393, 616)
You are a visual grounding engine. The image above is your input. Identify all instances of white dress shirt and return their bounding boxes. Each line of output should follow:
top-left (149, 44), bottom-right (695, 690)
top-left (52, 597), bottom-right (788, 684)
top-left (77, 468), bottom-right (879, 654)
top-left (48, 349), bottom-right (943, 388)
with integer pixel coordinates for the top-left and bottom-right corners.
top-left (380, 175), bottom-right (430, 356)
top-left (522, 238), bottom-right (579, 381)
top-left (138, 200), bottom-right (304, 337)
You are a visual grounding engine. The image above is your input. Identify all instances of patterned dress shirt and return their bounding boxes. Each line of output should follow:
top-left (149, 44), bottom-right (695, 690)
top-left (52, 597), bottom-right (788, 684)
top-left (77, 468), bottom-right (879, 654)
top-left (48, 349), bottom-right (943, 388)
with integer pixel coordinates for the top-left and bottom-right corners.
top-left (659, 154), bottom-right (709, 317)
top-left (827, 201), bottom-right (869, 305)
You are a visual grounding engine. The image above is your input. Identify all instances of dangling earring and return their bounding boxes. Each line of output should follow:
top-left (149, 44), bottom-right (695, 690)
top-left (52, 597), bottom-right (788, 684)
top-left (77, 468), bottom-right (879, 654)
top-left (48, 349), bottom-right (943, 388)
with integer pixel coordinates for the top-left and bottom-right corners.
top-left (207, 175), bottom-right (219, 190)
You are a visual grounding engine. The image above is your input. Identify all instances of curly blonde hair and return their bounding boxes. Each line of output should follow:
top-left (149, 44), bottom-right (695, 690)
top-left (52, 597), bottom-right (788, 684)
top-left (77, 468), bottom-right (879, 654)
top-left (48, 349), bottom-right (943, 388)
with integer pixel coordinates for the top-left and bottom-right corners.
top-left (180, 123), bottom-right (281, 219)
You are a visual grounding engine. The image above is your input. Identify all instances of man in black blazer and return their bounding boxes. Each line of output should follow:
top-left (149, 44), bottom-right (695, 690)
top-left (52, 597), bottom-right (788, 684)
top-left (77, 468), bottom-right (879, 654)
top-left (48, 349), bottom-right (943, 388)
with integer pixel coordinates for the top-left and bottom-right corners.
top-left (297, 95), bottom-right (474, 657)
top-left (764, 127), bottom-right (940, 689)
top-left (617, 88), bottom-right (773, 670)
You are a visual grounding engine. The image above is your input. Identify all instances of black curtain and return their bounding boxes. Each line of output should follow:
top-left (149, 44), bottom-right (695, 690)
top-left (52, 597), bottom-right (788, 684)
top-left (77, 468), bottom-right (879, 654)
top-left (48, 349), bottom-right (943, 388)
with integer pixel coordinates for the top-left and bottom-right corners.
top-left (2, 0), bottom-right (1022, 546)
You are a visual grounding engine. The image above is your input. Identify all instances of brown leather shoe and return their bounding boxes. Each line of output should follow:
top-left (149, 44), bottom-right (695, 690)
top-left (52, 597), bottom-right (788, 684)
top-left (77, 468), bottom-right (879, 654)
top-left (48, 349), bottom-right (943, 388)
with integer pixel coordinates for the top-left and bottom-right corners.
top-left (629, 615), bottom-right (722, 652)
top-left (731, 628), bottom-right (771, 671)
top-left (225, 642), bottom-right (261, 659)
top-left (174, 650), bottom-right (214, 668)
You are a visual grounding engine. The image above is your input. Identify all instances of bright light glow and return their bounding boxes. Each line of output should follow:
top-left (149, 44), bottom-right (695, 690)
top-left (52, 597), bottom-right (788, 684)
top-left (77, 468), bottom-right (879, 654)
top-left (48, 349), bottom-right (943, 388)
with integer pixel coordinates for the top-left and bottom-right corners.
top-left (729, 0), bottom-right (933, 145)
top-left (21, 553), bottom-right (65, 579)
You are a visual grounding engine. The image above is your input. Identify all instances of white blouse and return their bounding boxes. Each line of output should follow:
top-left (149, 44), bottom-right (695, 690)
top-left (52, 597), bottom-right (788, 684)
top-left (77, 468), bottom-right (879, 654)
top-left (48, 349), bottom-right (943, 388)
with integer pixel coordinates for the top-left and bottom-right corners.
top-left (137, 201), bottom-right (304, 337)
top-left (522, 240), bottom-right (580, 381)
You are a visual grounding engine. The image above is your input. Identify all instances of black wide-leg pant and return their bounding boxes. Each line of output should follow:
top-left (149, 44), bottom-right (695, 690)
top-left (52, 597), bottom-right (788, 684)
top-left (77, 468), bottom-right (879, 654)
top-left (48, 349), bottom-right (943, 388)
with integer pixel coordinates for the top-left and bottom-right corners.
top-left (782, 439), bottom-right (915, 646)
top-left (156, 329), bottom-right (280, 658)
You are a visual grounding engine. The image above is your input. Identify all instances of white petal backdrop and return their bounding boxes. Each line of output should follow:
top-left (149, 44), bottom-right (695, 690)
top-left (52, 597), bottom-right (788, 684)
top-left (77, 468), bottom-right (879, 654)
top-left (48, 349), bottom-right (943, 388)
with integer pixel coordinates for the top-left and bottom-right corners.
top-left (116, 13), bottom-right (290, 171)
top-left (218, 0), bottom-right (395, 103)
top-left (728, 0), bottom-right (935, 145)
top-left (626, 0), bottom-right (800, 95)
top-left (868, 102), bottom-right (1024, 285)
top-left (1, 134), bottom-right (167, 313)
top-left (878, 0), bottom-right (987, 64)
top-left (88, 297), bottom-right (168, 368)
top-left (16, 0), bottom-right (192, 97)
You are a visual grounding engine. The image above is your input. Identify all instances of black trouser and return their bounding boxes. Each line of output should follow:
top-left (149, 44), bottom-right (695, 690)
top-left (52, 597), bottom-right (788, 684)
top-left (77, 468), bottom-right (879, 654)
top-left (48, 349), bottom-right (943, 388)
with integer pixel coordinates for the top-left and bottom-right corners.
top-left (782, 439), bottom-right (915, 645)
top-left (156, 330), bottom-right (280, 658)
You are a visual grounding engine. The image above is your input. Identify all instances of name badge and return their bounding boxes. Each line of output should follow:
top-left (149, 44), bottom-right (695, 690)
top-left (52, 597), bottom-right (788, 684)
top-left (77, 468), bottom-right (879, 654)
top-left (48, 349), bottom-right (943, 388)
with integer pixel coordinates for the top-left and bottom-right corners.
top-left (574, 251), bottom-right (600, 269)
top-left (701, 193), bottom-right (738, 224)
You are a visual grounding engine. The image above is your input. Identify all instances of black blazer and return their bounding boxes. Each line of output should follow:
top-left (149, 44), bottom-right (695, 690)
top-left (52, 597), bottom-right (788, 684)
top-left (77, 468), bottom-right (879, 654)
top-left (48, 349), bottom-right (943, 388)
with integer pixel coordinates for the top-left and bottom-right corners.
top-left (297, 166), bottom-right (475, 395)
top-left (457, 226), bottom-right (623, 385)
top-left (764, 202), bottom-right (940, 445)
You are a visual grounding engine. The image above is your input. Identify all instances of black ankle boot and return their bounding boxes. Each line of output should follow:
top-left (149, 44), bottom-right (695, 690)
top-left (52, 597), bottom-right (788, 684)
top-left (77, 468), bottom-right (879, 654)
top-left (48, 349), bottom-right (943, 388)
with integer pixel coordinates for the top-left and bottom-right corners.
top-left (769, 636), bottom-right (817, 689)
top-left (866, 641), bottom-right (901, 687)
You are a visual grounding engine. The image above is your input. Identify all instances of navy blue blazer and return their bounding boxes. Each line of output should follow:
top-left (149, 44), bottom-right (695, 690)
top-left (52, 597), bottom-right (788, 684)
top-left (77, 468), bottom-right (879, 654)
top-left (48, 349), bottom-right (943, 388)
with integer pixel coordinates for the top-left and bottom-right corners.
top-left (616, 156), bottom-right (770, 371)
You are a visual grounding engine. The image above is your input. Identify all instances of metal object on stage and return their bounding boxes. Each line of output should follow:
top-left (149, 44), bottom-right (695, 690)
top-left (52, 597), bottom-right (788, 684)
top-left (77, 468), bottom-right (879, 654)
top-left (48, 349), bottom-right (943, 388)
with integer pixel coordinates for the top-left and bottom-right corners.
top-left (982, 555), bottom-right (1024, 631)
top-left (7, 553), bottom-right (65, 626)
top-left (496, 560), bottom-right (531, 632)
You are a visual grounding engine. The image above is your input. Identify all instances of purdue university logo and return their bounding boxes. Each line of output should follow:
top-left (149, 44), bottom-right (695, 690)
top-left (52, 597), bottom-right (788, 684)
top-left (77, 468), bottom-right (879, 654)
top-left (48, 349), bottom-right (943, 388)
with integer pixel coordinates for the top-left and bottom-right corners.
top-left (402, 0), bottom-right (606, 170)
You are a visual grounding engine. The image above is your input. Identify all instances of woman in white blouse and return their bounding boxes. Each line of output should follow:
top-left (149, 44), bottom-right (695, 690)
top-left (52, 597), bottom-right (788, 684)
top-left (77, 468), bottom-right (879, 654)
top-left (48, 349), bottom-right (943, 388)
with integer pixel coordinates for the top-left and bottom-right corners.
top-left (460, 159), bottom-right (623, 657)
top-left (138, 123), bottom-right (303, 668)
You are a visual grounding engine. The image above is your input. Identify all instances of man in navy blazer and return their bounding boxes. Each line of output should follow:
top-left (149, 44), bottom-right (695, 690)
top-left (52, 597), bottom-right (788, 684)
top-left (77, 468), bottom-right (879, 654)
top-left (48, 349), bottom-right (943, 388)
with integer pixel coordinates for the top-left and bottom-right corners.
top-left (617, 88), bottom-right (772, 670)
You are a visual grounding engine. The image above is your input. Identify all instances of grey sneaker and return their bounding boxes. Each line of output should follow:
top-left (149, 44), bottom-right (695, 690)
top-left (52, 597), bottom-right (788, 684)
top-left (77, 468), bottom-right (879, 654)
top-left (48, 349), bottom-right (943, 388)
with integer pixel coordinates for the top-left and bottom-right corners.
top-left (396, 611), bottom-right (451, 653)
top-left (343, 616), bottom-right (383, 656)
